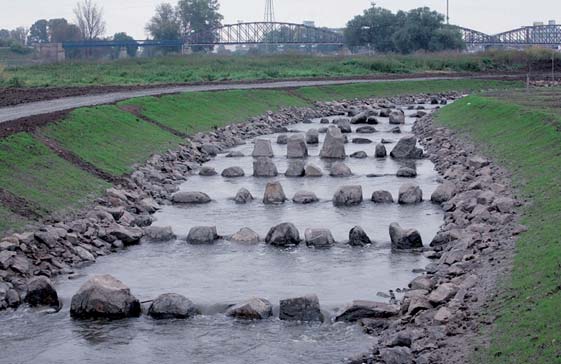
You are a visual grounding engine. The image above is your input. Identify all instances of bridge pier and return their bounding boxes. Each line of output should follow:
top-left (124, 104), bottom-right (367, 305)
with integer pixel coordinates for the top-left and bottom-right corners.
top-left (181, 45), bottom-right (192, 55)
top-left (118, 47), bottom-right (128, 59)
top-left (35, 43), bottom-right (66, 63)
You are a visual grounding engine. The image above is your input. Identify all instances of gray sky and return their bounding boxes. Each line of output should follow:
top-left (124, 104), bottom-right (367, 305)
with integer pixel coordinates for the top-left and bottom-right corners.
top-left (1, 0), bottom-right (560, 39)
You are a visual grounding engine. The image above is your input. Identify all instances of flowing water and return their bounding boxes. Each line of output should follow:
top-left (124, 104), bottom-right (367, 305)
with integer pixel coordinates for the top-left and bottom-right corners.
top-left (0, 105), bottom-right (444, 364)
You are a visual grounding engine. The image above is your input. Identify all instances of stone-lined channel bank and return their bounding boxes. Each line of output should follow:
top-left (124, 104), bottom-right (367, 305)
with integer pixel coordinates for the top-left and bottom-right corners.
top-left (0, 93), bottom-right (522, 364)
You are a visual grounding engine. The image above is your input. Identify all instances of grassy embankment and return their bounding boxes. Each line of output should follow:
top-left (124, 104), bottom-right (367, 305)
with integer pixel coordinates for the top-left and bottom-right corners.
top-left (0, 79), bottom-right (521, 236)
top-left (436, 93), bottom-right (561, 364)
top-left (0, 50), bottom-right (549, 88)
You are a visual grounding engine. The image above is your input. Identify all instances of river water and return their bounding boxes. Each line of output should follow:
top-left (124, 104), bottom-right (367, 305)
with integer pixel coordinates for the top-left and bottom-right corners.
top-left (0, 105), bottom-right (443, 364)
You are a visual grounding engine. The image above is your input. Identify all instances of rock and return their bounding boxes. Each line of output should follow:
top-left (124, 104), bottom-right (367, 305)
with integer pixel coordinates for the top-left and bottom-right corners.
top-left (252, 139), bottom-right (274, 157)
top-left (434, 306), bottom-right (452, 323)
top-left (287, 134), bottom-right (308, 158)
top-left (389, 110), bottom-right (406, 124)
top-left (381, 138), bottom-right (394, 144)
top-left (305, 129), bottom-right (319, 144)
top-left (398, 183), bottom-right (423, 204)
top-left (390, 136), bottom-right (423, 159)
top-left (371, 190), bottom-right (394, 203)
top-left (334, 118), bottom-right (352, 133)
top-left (379, 347), bottom-right (413, 364)
top-left (276, 134), bottom-right (288, 145)
top-left (320, 118), bottom-right (330, 124)
top-left (285, 160), bottom-right (306, 177)
top-left (25, 276), bottom-right (59, 308)
top-left (320, 127), bottom-right (346, 159)
top-left (409, 276), bottom-right (434, 291)
top-left (230, 228), bottom-right (260, 244)
top-left (375, 144), bottom-right (387, 158)
top-left (330, 162), bottom-right (352, 177)
top-left (226, 298), bottom-right (273, 320)
top-left (226, 151), bottom-right (244, 158)
top-left (234, 188), bottom-right (254, 204)
top-left (350, 151), bottom-right (368, 159)
top-left (305, 163), bottom-right (323, 177)
top-left (263, 182), bottom-right (287, 204)
top-left (70, 275), bottom-right (141, 319)
top-left (172, 191), bottom-right (211, 204)
top-left (304, 228), bottom-right (335, 248)
top-left (279, 294), bottom-right (324, 322)
top-left (200, 143), bottom-right (219, 157)
top-left (106, 225), bottom-right (144, 245)
top-left (431, 182), bottom-right (456, 203)
top-left (367, 116), bottom-right (379, 124)
top-left (407, 296), bottom-right (432, 315)
top-left (390, 126), bottom-right (402, 134)
top-left (333, 186), bottom-right (363, 206)
top-left (74, 246), bottom-right (95, 262)
top-left (335, 301), bottom-right (400, 322)
top-left (186, 226), bottom-right (219, 244)
top-left (221, 166), bottom-right (245, 178)
top-left (428, 283), bottom-right (458, 305)
top-left (199, 166), bottom-right (217, 176)
top-left (265, 223), bottom-right (300, 247)
top-left (292, 191), bottom-right (319, 204)
top-left (389, 223), bottom-right (423, 250)
top-left (148, 293), bottom-right (199, 319)
top-left (253, 157), bottom-right (278, 177)
top-left (468, 156), bottom-right (490, 169)
top-left (352, 138), bottom-right (373, 144)
top-left (350, 112), bottom-right (368, 124)
top-left (494, 197), bottom-right (515, 213)
top-left (349, 226), bottom-right (372, 246)
top-left (356, 126), bottom-right (377, 134)
top-left (143, 226), bottom-right (176, 242)
top-left (396, 167), bottom-right (417, 178)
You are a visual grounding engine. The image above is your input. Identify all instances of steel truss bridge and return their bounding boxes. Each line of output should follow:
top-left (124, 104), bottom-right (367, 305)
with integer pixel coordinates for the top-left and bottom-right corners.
top-left (457, 24), bottom-right (561, 47)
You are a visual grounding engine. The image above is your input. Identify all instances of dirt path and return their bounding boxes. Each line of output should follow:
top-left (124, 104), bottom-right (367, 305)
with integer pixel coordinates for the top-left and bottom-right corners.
top-left (0, 74), bottom-right (522, 124)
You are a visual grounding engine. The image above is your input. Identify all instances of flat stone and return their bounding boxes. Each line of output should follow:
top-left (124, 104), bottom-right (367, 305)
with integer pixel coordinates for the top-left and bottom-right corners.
top-left (397, 167), bottom-right (417, 178)
top-left (335, 300), bottom-right (400, 322)
top-left (352, 138), bottom-right (372, 144)
top-left (350, 151), bottom-right (368, 159)
top-left (226, 151), bottom-right (244, 158)
top-left (356, 126), bottom-right (377, 134)
top-left (172, 192), bottom-right (211, 204)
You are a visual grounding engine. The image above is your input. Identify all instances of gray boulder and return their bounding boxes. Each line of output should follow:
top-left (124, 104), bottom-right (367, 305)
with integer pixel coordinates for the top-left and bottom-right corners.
top-left (330, 162), bottom-right (352, 177)
top-left (305, 163), bottom-right (323, 177)
top-left (333, 186), bottom-right (363, 206)
top-left (279, 294), bottom-right (324, 322)
top-left (226, 151), bottom-right (244, 158)
top-left (350, 151), bottom-right (368, 159)
top-left (293, 191), bottom-right (319, 204)
top-left (305, 228), bottom-right (335, 248)
top-left (389, 223), bottom-right (423, 250)
top-left (265, 223), bottom-right (300, 247)
top-left (234, 188), bottom-right (253, 204)
top-left (390, 136), bottom-right (423, 159)
top-left (350, 112), bottom-right (368, 124)
top-left (186, 226), bottom-right (219, 244)
top-left (334, 118), bottom-right (352, 133)
top-left (222, 166), bottom-right (245, 178)
top-left (252, 139), bottom-right (274, 157)
top-left (379, 347), bottom-right (413, 364)
top-left (199, 166), bottom-right (217, 176)
top-left (320, 118), bottom-right (330, 124)
top-left (320, 127), bottom-right (346, 159)
top-left (70, 275), bottom-right (141, 319)
top-left (356, 126), bottom-right (377, 134)
top-left (287, 134), bottom-right (308, 158)
top-left (396, 167), bottom-right (417, 178)
top-left (25, 276), bottom-right (59, 308)
top-left (276, 134), bottom-right (288, 145)
top-left (253, 157), bottom-right (278, 177)
top-left (263, 182), bottom-right (287, 204)
top-left (143, 226), bottom-right (176, 242)
top-left (334, 300), bottom-right (399, 322)
top-left (389, 110), bottom-right (405, 124)
top-left (349, 226), bottom-right (372, 246)
top-left (398, 183), bottom-right (423, 204)
top-left (226, 298), bottom-right (273, 320)
top-left (431, 182), bottom-right (456, 203)
top-left (172, 191), bottom-right (211, 204)
top-left (375, 144), bottom-right (387, 158)
top-left (148, 293), bottom-right (199, 319)
top-left (200, 144), bottom-right (219, 157)
top-left (229, 228), bottom-right (260, 244)
top-left (285, 160), bottom-right (306, 177)
top-left (352, 138), bottom-right (372, 144)
top-left (305, 129), bottom-right (319, 144)
top-left (371, 190), bottom-right (394, 203)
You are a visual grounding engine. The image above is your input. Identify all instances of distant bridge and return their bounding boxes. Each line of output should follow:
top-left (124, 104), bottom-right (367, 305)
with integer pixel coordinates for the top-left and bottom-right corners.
top-left (457, 24), bottom-right (561, 47)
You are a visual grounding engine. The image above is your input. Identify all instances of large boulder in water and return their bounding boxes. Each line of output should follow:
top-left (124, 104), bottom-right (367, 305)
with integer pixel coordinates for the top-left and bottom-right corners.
top-left (431, 182), bottom-right (456, 203)
top-left (292, 191), bottom-right (319, 204)
top-left (263, 182), bottom-right (287, 204)
top-left (285, 160), bottom-right (306, 177)
top-left (252, 139), bottom-right (274, 157)
top-left (389, 223), bottom-right (423, 250)
top-left (186, 226), bottom-right (219, 244)
top-left (277, 134), bottom-right (288, 145)
top-left (330, 162), bottom-right (352, 177)
top-left (334, 300), bottom-right (400, 322)
top-left (371, 190), bottom-right (394, 203)
top-left (398, 183), bottom-right (423, 204)
top-left (304, 228), bottom-right (335, 248)
top-left (305, 163), bottom-right (323, 177)
top-left (25, 276), bottom-right (59, 308)
top-left (320, 127), bottom-right (346, 159)
top-left (389, 110), bottom-right (405, 124)
top-left (390, 136), bottom-right (423, 159)
top-left (333, 118), bottom-right (352, 133)
top-left (143, 226), bottom-right (176, 242)
top-left (222, 166), bottom-right (245, 178)
top-left (70, 275), bottom-right (141, 319)
top-left (148, 293), bottom-right (199, 319)
top-left (226, 297), bottom-right (273, 320)
top-left (253, 157), bottom-right (278, 177)
top-left (234, 188), bottom-right (253, 204)
top-left (265, 223), bottom-right (300, 247)
top-left (333, 185), bottom-right (363, 206)
top-left (229, 228), bottom-right (260, 244)
top-left (306, 129), bottom-right (319, 144)
top-left (199, 166), bottom-right (217, 176)
top-left (287, 134), bottom-right (308, 158)
top-left (348, 226), bottom-right (372, 247)
top-left (279, 294), bottom-right (324, 322)
top-left (375, 144), bottom-right (387, 158)
top-left (172, 191), bottom-right (211, 204)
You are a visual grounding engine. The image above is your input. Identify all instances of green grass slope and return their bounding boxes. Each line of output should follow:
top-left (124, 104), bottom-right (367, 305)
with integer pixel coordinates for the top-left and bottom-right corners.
top-left (436, 95), bottom-right (561, 364)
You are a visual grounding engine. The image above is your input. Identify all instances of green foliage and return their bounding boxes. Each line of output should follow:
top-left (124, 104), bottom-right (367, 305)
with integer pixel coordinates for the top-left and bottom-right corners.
top-left (0, 207), bottom-right (31, 236)
top-left (41, 105), bottom-right (183, 176)
top-left (112, 32), bottom-right (138, 57)
top-left (177, 0), bottom-right (223, 52)
top-left (28, 19), bottom-right (49, 44)
top-left (436, 95), bottom-right (561, 364)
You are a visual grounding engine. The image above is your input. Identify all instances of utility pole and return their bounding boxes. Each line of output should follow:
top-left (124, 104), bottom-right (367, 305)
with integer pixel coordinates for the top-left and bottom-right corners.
top-left (265, 0), bottom-right (275, 22)
top-left (446, 0), bottom-right (450, 24)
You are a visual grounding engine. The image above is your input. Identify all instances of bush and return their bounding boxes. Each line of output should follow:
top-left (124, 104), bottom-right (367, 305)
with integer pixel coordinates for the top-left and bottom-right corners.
top-left (9, 43), bottom-right (32, 55)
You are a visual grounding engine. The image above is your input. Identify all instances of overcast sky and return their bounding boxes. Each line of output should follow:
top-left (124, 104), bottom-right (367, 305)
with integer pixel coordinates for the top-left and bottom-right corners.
top-left (1, 0), bottom-right (560, 39)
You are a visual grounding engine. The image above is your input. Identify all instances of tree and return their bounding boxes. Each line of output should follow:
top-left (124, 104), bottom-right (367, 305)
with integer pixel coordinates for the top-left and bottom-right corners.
top-left (10, 27), bottom-right (28, 46)
top-left (177, 0), bottom-right (223, 52)
top-left (146, 3), bottom-right (182, 54)
top-left (345, 5), bottom-right (397, 52)
top-left (28, 19), bottom-right (49, 44)
top-left (428, 28), bottom-right (465, 52)
top-left (113, 32), bottom-right (138, 57)
top-left (74, 0), bottom-right (106, 40)
top-left (48, 18), bottom-right (81, 43)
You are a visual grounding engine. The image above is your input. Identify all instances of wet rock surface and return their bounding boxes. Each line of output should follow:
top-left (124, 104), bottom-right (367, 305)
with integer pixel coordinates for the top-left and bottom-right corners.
top-left (279, 294), bottom-right (324, 322)
top-left (225, 297), bottom-right (273, 320)
top-left (148, 293), bottom-right (199, 319)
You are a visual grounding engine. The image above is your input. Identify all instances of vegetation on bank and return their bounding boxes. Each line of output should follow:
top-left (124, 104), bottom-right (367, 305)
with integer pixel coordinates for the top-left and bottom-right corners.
top-left (0, 50), bottom-right (551, 88)
top-left (436, 94), bottom-right (561, 364)
top-left (0, 79), bottom-right (521, 236)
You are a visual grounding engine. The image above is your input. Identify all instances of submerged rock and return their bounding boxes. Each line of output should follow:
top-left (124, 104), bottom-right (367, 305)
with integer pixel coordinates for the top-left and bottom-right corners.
top-left (226, 298), bottom-right (273, 320)
top-left (265, 223), bottom-right (300, 247)
top-left (186, 226), bottom-right (219, 244)
top-left (221, 166), bottom-right (245, 178)
top-left (304, 228), bottom-right (335, 248)
top-left (199, 166), bottom-right (217, 176)
top-left (230, 228), bottom-right (260, 244)
top-left (143, 226), bottom-right (176, 242)
top-left (148, 293), bottom-right (199, 319)
top-left (396, 167), bottom-right (417, 178)
top-left (279, 294), bottom-right (324, 322)
top-left (172, 192), bottom-right (211, 204)
top-left (350, 151), bottom-right (368, 159)
top-left (389, 223), bottom-right (423, 250)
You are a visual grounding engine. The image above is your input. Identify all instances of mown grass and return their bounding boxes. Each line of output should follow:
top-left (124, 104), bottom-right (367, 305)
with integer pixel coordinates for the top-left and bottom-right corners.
top-left (0, 206), bottom-right (32, 235)
top-left (120, 89), bottom-right (308, 134)
top-left (436, 95), bottom-right (561, 364)
top-left (0, 50), bottom-right (543, 88)
top-left (41, 106), bottom-right (184, 176)
top-left (0, 133), bottom-right (110, 216)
